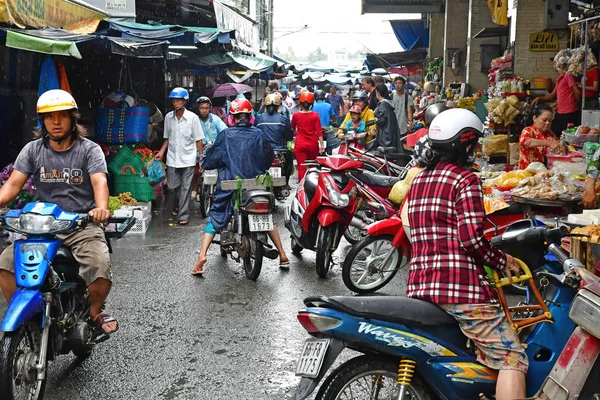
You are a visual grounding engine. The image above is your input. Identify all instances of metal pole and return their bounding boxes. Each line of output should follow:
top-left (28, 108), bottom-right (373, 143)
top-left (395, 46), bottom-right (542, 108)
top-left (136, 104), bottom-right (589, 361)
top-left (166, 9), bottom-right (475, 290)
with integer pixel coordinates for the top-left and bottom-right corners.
top-left (268, 0), bottom-right (274, 56)
top-left (583, 19), bottom-right (589, 112)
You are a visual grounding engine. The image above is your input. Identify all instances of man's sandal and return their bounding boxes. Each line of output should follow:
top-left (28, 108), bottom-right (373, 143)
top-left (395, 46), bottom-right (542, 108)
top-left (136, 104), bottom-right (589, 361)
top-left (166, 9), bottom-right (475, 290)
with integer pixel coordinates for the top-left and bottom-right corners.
top-left (93, 313), bottom-right (119, 334)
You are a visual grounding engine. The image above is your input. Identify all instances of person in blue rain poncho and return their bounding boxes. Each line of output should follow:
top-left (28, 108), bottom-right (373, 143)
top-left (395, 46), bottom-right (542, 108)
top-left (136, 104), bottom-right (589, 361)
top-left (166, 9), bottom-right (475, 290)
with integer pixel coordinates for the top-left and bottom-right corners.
top-left (191, 98), bottom-right (290, 275)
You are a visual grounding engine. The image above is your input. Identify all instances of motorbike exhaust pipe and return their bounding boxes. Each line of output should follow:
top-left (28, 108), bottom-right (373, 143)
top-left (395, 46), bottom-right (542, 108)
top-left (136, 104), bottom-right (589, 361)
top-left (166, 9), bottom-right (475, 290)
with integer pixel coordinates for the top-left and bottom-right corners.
top-left (350, 216), bottom-right (368, 230)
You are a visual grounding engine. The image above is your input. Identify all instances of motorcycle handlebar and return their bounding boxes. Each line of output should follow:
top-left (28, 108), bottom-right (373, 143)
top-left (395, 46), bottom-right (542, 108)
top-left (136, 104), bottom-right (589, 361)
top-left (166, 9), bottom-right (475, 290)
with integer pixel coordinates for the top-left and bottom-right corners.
top-left (548, 243), bottom-right (570, 265)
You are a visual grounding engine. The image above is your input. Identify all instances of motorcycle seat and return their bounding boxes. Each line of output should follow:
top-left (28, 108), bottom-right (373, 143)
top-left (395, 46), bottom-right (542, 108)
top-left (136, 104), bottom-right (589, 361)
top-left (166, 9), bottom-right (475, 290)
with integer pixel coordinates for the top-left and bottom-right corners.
top-left (308, 295), bottom-right (457, 327)
top-left (350, 170), bottom-right (402, 188)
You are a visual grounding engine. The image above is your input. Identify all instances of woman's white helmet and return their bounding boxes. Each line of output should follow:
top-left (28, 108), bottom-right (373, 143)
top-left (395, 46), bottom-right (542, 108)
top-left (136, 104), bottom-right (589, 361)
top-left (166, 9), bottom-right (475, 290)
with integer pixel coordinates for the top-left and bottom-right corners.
top-left (428, 108), bottom-right (483, 151)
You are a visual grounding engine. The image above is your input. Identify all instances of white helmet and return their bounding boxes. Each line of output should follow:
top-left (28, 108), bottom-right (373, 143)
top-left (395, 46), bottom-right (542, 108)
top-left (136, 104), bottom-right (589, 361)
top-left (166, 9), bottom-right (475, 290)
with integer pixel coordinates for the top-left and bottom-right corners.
top-left (37, 89), bottom-right (78, 114)
top-left (428, 108), bottom-right (483, 151)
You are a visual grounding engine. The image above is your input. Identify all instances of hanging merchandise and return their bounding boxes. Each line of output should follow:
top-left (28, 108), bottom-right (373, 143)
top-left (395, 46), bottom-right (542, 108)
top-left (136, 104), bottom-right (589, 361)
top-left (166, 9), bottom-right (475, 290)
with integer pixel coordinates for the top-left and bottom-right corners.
top-left (55, 62), bottom-right (71, 94)
top-left (487, 0), bottom-right (508, 26)
top-left (567, 47), bottom-right (598, 75)
top-left (94, 59), bottom-right (150, 145)
top-left (37, 57), bottom-right (60, 97)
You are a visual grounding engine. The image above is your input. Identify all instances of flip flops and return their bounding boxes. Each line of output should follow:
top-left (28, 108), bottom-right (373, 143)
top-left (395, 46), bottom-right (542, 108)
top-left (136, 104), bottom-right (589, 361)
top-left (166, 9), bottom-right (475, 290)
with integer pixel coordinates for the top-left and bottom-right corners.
top-left (279, 260), bottom-right (290, 270)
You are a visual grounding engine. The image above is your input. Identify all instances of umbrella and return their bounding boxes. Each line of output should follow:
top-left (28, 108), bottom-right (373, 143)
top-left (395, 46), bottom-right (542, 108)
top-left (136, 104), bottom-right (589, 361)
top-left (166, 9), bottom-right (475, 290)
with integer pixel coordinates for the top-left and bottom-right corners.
top-left (207, 83), bottom-right (253, 98)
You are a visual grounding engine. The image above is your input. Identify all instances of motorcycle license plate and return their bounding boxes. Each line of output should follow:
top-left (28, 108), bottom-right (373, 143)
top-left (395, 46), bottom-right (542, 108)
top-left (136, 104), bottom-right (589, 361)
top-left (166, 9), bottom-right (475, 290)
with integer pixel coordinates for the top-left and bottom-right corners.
top-left (248, 214), bottom-right (273, 232)
top-left (269, 167), bottom-right (282, 178)
top-left (295, 338), bottom-right (330, 378)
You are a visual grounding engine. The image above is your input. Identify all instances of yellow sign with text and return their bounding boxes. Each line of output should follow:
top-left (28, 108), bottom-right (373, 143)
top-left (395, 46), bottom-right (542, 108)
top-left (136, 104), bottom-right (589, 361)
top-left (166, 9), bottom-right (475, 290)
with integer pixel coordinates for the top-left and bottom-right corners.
top-left (0, 0), bottom-right (108, 34)
top-left (529, 31), bottom-right (559, 52)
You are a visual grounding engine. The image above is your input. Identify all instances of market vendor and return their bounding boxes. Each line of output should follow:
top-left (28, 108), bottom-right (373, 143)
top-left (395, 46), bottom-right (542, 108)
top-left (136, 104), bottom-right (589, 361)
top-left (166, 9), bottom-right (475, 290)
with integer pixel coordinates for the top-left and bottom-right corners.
top-left (531, 50), bottom-right (581, 134)
top-left (519, 104), bottom-right (564, 170)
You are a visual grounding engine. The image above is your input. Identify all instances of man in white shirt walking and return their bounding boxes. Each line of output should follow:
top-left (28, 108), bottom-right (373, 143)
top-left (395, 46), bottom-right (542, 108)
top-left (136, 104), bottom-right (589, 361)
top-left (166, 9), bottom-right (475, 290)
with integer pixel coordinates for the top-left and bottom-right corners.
top-left (391, 76), bottom-right (414, 136)
top-left (156, 87), bottom-right (204, 225)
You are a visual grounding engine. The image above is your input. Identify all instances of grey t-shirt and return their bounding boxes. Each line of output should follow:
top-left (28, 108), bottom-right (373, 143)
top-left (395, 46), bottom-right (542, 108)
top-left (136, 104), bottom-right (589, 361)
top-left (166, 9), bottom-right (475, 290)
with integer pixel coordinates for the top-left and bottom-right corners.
top-left (14, 138), bottom-right (107, 213)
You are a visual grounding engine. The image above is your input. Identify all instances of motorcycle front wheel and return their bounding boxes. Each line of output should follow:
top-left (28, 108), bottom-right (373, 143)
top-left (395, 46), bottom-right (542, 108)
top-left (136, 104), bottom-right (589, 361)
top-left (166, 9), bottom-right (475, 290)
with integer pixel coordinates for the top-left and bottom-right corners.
top-left (0, 319), bottom-right (47, 400)
top-left (316, 355), bottom-right (432, 400)
top-left (242, 235), bottom-right (264, 281)
top-left (343, 235), bottom-right (404, 294)
top-left (316, 226), bottom-right (335, 278)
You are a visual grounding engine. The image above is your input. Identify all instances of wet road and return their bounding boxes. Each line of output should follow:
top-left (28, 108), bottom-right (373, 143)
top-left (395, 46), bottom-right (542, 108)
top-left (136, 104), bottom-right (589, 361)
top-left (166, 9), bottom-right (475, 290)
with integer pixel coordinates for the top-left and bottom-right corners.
top-left (0, 193), bottom-right (408, 399)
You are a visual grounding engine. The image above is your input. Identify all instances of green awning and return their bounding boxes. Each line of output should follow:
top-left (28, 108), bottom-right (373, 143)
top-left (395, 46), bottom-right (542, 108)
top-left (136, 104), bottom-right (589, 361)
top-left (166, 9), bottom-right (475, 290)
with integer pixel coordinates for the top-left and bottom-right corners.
top-left (6, 30), bottom-right (82, 59)
top-left (227, 52), bottom-right (275, 72)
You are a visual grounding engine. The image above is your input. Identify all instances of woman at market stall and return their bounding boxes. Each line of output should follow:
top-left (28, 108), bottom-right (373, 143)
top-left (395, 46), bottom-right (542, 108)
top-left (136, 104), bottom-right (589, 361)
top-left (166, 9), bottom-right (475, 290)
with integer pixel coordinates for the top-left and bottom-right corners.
top-left (531, 51), bottom-right (581, 134)
top-left (518, 104), bottom-right (564, 170)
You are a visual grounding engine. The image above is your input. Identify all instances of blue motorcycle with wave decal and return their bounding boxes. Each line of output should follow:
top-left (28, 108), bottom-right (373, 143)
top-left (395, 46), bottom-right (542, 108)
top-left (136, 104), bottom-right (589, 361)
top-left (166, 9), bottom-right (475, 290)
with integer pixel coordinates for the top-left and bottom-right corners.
top-left (0, 202), bottom-right (134, 400)
top-left (293, 224), bottom-right (600, 400)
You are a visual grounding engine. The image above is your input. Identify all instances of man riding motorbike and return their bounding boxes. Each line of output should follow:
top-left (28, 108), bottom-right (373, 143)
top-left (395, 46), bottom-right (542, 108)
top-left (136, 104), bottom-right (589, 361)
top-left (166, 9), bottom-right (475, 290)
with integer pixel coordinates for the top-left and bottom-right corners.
top-left (0, 89), bottom-right (118, 335)
top-left (192, 96), bottom-right (228, 199)
top-left (338, 90), bottom-right (376, 139)
top-left (255, 93), bottom-right (294, 187)
top-left (192, 98), bottom-right (290, 275)
top-left (406, 102), bottom-right (448, 148)
top-left (406, 109), bottom-right (526, 400)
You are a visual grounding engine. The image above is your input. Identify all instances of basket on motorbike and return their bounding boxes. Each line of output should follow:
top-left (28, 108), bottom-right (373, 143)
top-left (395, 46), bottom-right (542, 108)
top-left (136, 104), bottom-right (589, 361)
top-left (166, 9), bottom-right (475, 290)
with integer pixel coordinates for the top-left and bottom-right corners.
top-left (203, 169), bottom-right (219, 186)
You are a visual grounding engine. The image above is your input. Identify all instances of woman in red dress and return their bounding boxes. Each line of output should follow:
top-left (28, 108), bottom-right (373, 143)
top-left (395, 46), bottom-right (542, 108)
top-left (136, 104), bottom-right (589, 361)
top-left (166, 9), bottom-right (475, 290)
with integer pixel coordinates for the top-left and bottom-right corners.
top-left (519, 104), bottom-right (563, 170)
top-left (291, 92), bottom-right (325, 182)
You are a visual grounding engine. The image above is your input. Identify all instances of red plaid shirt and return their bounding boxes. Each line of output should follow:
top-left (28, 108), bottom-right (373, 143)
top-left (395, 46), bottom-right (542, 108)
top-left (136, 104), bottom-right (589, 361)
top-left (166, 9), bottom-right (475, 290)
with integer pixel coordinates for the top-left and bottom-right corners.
top-left (406, 162), bottom-right (507, 304)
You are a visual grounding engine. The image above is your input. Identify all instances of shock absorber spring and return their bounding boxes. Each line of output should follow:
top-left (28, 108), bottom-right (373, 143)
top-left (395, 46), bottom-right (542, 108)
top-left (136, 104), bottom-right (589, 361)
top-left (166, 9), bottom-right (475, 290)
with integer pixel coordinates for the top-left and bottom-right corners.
top-left (397, 358), bottom-right (416, 386)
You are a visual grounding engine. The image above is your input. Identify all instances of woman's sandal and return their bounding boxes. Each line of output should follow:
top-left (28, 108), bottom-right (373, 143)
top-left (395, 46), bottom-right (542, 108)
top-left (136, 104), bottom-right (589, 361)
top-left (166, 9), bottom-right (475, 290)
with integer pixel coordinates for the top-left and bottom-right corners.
top-left (93, 313), bottom-right (119, 334)
top-left (179, 220), bottom-right (189, 225)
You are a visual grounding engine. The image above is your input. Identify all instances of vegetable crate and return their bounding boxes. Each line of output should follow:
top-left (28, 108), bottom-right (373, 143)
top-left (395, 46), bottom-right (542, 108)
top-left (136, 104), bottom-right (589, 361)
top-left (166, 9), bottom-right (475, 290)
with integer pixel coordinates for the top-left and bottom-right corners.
top-left (570, 236), bottom-right (597, 272)
top-left (125, 214), bottom-right (151, 236)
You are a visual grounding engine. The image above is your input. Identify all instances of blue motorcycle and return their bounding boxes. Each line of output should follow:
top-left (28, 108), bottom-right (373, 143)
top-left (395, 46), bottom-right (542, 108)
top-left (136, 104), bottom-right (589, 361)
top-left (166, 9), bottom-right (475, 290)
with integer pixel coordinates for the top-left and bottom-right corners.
top-left (0, 202), bottom-right (134, 400)
top-left (293, 224), bottom-right (600, 399)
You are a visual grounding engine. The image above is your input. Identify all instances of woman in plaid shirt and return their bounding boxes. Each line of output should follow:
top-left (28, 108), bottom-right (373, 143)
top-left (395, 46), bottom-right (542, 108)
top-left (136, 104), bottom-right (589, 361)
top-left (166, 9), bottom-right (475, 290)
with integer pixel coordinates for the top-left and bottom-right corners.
top-left (406, 109), bottom-right (527, 400)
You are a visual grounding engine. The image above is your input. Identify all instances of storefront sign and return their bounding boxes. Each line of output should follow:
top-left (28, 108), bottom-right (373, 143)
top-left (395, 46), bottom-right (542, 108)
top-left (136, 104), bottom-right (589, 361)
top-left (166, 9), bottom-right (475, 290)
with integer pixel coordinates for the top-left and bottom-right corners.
top-left (0, 0), bottom-right (108, 34)
top-left (105, 0), bottom-right (127, 12)
top-left (529, 31), bottom-right (559, 52)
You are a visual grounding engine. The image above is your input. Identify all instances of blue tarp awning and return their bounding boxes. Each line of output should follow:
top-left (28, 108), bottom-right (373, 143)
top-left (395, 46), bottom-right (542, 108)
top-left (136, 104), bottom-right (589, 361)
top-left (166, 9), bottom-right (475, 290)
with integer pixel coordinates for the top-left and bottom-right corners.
top-left (389, 20), bottom-right (429, 51)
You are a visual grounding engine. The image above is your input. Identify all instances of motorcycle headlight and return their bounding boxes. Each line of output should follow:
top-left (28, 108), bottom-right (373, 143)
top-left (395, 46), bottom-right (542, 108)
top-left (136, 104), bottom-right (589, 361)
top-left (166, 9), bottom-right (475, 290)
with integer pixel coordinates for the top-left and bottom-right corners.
top-left (569, 289), bottom-right (600, 339)
top-left (5, 214), bottom-right (72, 235)
top-left (324, 179), bottom-right (350, 208)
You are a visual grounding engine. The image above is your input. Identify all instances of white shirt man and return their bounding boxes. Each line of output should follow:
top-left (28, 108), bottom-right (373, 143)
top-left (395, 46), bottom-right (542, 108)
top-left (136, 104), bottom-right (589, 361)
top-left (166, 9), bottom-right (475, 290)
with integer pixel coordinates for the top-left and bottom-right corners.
top-left (164, 108), bottom-right (204, 168)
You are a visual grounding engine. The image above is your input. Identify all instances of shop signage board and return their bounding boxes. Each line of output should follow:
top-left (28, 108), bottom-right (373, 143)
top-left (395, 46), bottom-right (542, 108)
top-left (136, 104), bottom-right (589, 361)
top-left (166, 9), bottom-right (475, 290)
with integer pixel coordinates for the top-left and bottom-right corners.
top-left (86, 0), bottom-right (136, 18)
top-left (0, 0), bottom-right (108, 33)
top-left (529, 31), bottom-right (559, 52)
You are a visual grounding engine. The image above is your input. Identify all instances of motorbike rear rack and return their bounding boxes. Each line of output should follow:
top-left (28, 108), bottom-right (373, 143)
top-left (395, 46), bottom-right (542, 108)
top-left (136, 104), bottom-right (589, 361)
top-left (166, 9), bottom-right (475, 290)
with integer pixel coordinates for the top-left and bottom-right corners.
top-left (221, 177), bottom-right (286, 191)
top-left (490, 259), bottom-right (554, 337)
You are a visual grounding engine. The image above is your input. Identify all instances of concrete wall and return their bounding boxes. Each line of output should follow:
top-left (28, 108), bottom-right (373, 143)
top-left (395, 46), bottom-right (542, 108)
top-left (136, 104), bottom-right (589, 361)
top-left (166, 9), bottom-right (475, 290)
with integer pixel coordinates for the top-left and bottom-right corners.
top-left (511, 0), bottom-right (569, 83)
top-left (443, 0), bottom-right (468, 86)
top-left (429, 12), bottom-right (445, 60)
top-left (466, 0), bottom-right (502, 92)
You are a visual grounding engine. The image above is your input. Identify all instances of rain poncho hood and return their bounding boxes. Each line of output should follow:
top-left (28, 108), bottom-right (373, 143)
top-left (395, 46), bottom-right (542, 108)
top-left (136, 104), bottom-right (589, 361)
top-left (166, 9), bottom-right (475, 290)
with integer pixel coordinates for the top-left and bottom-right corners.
top-left (203, 123), bottom-right (275, 231)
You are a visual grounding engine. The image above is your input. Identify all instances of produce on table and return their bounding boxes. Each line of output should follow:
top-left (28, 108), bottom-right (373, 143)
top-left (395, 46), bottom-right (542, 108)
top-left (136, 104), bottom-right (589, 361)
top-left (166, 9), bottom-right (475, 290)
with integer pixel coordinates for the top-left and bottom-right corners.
top-left (108, 196), bottom-right (121, 213)
top-left (457, 97), bottom-right (476, 112)
top-left (118, 192), bottom-right (137, 206)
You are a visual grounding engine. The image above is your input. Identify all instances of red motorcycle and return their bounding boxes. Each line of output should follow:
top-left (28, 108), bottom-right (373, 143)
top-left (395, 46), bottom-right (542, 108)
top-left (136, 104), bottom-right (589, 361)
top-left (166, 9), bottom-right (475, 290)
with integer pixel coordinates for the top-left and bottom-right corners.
top-left (284, 155), bottom-right (362, 277)
top-left (342, 213), bottom-right (411, 294)
top-left (343, 166), bottom-right (403, 244)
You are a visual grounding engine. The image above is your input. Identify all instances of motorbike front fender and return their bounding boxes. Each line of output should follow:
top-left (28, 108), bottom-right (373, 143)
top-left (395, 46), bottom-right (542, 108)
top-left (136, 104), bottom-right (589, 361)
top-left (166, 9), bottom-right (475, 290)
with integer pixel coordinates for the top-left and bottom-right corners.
top-left (366, 215), bottom-right (403, 237)
top-left (1, 288), bottom-right (44, 332)
top-left (294, 338), bottom-right (346, 400)
top-left (318, 209), bottom-right (344, 227)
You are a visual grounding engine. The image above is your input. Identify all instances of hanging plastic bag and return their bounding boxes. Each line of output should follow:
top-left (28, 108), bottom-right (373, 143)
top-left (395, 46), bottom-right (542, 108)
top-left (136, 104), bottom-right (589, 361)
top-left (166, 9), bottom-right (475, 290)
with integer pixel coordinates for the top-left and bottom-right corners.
top-left (146, 161), bottom-right (165, 186)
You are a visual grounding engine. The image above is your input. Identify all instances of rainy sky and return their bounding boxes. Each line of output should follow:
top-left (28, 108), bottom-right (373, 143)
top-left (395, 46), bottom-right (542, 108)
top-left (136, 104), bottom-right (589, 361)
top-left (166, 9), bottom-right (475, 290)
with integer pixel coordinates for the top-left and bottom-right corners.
top-left (272, 0), bottom-right (420, 56)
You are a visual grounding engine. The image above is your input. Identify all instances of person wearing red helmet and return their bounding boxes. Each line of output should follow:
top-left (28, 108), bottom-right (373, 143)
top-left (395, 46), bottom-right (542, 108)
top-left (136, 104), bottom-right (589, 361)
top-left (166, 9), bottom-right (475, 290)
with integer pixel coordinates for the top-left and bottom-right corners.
top-left (291, 91), bottom-right (324, 182)
top-left (192, 98), bottom-right (289, 274)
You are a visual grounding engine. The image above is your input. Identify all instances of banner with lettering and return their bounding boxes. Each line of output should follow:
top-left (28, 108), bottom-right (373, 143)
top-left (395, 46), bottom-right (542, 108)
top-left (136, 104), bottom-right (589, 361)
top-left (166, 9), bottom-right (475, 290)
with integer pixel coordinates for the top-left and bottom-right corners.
top-left (0, 0), bottom-right (108, 34)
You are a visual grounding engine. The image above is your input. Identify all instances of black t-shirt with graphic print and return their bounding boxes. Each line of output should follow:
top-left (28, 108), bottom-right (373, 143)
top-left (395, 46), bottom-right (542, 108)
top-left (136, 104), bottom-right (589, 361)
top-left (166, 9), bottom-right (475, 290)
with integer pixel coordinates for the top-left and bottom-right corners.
top-left (14, 137), bottom-right (107, 213)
